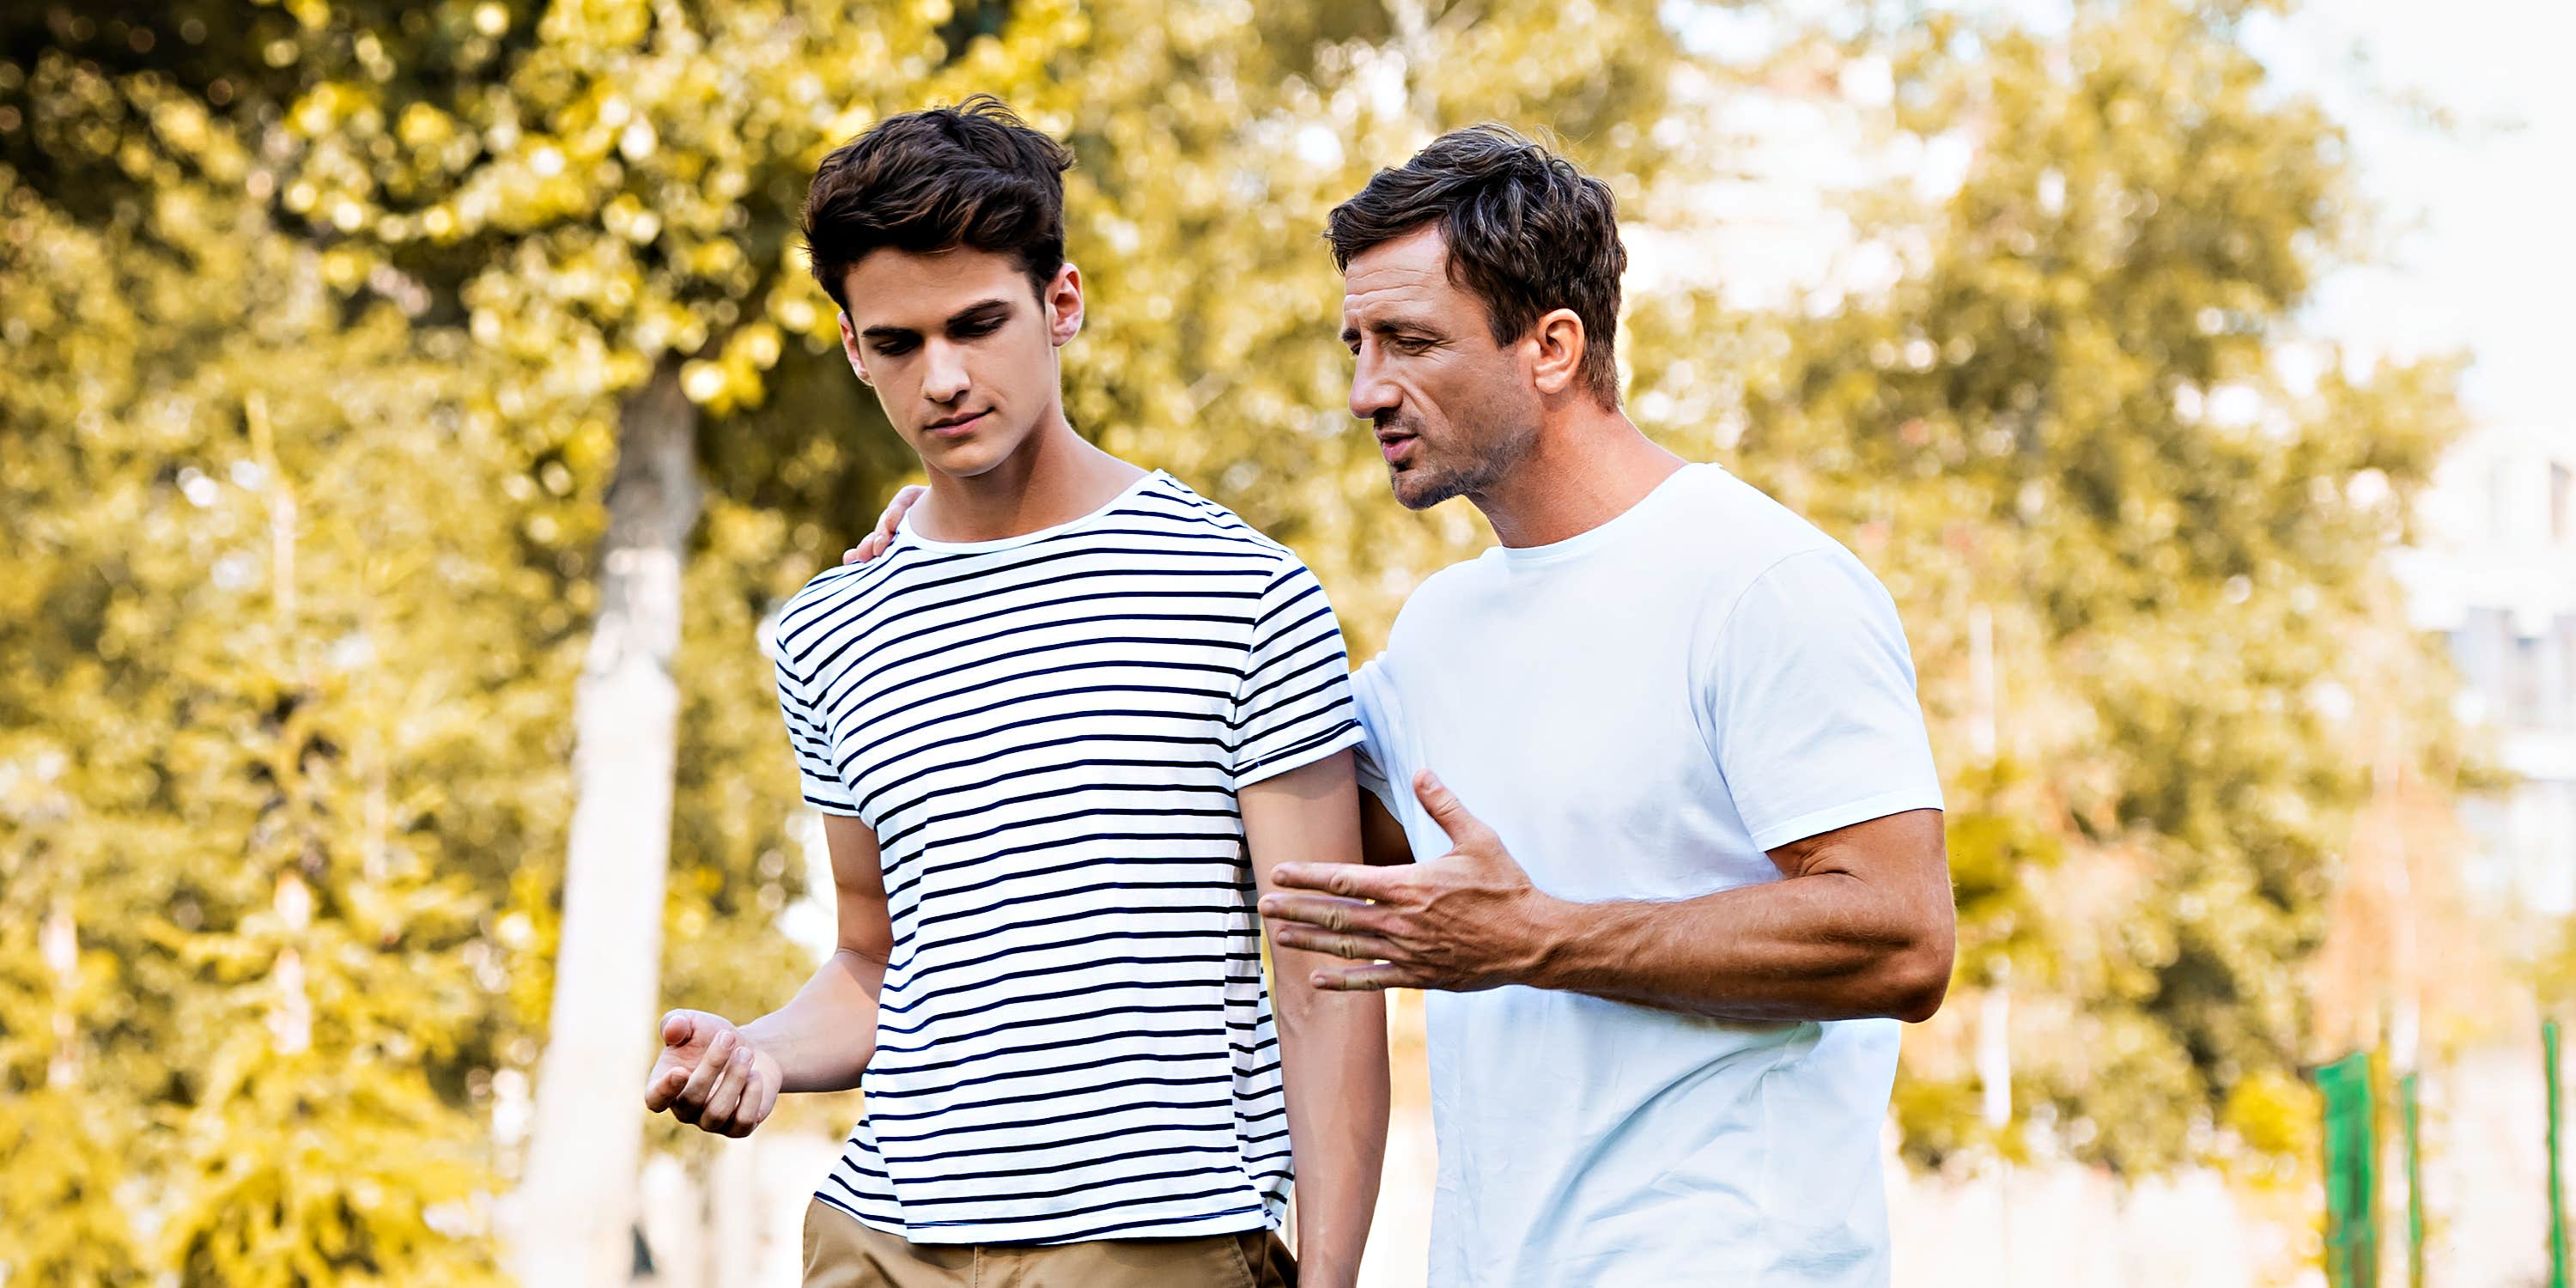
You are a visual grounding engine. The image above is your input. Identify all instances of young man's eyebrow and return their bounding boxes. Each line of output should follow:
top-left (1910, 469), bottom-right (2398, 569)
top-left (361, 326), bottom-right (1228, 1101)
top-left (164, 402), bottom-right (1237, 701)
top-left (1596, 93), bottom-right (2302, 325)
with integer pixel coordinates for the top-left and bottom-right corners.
top-left (945, 299), bottom-right (1014, 328)
top-left (859, 299), bottom-right (1017, 346)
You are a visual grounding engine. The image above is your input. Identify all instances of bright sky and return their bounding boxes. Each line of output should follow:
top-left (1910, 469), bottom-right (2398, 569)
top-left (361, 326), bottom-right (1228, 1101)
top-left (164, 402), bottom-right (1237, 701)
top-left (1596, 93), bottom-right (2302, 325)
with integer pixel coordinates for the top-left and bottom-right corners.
top-left (1666, 0), bottom-right (2575, 440)
top-left (2248, 1), bottom-right (2572, 434)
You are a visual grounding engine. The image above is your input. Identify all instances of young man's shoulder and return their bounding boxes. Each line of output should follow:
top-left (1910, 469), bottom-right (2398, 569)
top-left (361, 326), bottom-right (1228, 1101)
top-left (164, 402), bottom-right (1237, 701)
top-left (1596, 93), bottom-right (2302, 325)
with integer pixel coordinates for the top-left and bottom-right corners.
top-left (767, 557), bottom-right (890, 678)
top-left (1129, 474), bottom-right (1305, 564)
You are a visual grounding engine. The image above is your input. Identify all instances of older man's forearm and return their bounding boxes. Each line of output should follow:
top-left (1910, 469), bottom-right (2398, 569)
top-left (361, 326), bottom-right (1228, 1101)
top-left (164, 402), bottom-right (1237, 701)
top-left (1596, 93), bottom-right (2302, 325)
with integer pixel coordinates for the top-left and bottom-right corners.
top-left (1527, 876), bottom-right (1951, 1024)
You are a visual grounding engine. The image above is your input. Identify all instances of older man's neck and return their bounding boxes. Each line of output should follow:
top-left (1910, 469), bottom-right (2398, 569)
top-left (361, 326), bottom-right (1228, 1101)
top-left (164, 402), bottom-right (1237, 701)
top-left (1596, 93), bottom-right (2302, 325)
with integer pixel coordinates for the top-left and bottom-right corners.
top-left (1477, 406), bottom-right (1686, 550)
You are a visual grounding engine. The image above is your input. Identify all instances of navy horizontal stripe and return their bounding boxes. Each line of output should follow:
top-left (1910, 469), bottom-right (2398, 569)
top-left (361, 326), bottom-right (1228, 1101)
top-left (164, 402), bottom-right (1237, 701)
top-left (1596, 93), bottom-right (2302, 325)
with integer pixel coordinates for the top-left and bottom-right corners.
top-left (873, 971), bottom-right (1257, 1036)
top-left (878, 777), bottom-right (1233, 854)
top-left (884, 904), bottom-right (1247, 975)
top-left (866, 1094), bottom-right (1238, 1148)
top-left (871, 998), bottom-right (1254, 1060)
top-left (855, 730), bottom-right (1234, 822)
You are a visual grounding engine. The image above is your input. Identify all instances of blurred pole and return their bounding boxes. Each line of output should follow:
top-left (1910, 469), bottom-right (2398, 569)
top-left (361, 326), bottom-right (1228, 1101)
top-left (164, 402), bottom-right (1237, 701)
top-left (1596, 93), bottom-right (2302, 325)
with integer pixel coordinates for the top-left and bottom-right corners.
top-left (2548, 1019), bottom-right (2568, 1288)
top-left (2399, 1072), bottom-right (2423, 1288)
top-left (1970, 602), bottom-right (2007, 1285)
top-left (1979, 969), bottom-right (2012, 1130)
top-left (1968, 604), bottom-right (1997, 763)
top-left (1978, 965), bottom-right (2012, 1288)
top-left (41, 896), bottom-right (77, 1089)
top-left (2320, 1052), bottom-right (2379, 1288)
top-left (2379, 726), bottom-right (2421, 1288)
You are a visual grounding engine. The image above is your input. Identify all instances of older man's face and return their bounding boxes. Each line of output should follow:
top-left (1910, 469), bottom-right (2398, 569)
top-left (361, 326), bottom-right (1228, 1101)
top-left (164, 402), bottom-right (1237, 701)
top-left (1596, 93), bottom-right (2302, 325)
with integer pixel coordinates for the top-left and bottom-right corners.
top-left (1340, 225), bottom-right (1541, 511)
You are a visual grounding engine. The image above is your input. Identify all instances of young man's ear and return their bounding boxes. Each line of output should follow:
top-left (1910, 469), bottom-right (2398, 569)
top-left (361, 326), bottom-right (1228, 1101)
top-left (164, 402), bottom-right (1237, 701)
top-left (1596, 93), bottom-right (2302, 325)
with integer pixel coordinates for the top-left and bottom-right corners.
top-left (1528, 307), bottom-right (1587, 398)
top-left (1046, 263), bottom-right (1084, 348)
top-left (837, 311), bottom-right (873, 386)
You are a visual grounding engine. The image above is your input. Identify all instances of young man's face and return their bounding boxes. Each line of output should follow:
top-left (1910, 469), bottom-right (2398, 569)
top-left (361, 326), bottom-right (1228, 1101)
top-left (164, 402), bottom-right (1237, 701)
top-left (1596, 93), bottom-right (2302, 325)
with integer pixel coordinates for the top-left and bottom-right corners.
top-left (1340, 224), bottom-right (1542, 511)
top-left (837, 246), bottom-right (1080, 478)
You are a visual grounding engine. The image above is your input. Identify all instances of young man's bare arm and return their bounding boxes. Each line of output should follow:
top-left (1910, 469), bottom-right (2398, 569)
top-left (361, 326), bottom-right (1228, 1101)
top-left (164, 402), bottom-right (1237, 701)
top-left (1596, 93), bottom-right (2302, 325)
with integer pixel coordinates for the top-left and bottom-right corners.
top-left (1241, 750), bottom-right (1388, 1288)
top-left (645, 813), bottom-right (890, 1136)
top-left (1358, 788), bottom-right (1413, 867)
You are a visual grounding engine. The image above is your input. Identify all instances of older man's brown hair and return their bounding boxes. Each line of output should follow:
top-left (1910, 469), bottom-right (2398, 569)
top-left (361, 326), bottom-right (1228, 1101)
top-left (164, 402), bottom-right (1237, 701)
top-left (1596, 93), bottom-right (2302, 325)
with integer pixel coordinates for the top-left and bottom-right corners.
top-left (1327, 125), bottom-right (1628, 407)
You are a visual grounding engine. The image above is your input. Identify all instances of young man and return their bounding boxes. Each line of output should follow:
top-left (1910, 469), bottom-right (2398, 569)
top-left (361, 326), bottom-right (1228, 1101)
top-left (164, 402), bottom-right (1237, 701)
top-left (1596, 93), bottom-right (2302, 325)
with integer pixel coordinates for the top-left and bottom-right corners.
top-left (643, 97), bottom-right (1388, 1288)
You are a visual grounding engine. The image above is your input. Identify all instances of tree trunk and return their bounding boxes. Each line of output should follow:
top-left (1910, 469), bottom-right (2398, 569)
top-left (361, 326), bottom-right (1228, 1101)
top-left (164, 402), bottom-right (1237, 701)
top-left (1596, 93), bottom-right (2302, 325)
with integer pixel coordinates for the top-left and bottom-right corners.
top-left (510, 361), bottom-right (702, 1286)
top-left (707, 1139), bottom-right (759, 1285)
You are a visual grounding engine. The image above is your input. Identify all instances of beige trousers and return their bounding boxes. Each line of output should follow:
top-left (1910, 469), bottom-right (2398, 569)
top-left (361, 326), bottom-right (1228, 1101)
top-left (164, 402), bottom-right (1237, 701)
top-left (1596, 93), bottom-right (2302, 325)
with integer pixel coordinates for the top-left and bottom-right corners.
top-left (800, 1198), bottom-right (1298, 1288)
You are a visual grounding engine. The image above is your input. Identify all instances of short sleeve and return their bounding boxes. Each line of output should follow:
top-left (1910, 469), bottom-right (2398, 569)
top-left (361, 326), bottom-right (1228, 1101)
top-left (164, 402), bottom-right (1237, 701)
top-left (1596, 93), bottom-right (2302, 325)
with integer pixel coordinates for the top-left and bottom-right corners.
top-left (1230, 558), bottom-right (1365, 789)
top-left (1700, 546), bottom-right (1943, 851)
top-left (771, 637), bottom-right (862, 817)
top-left (1349, 658), bottom-right (1400, 809)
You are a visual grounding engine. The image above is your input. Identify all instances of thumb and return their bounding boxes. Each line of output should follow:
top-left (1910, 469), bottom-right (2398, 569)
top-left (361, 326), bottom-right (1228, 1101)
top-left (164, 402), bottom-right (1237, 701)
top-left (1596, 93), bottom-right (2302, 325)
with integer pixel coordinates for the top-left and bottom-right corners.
top-left (660, 1009), bottom-right (702, 1049)
top-left (1413, 769), bottom-right (1495, 852)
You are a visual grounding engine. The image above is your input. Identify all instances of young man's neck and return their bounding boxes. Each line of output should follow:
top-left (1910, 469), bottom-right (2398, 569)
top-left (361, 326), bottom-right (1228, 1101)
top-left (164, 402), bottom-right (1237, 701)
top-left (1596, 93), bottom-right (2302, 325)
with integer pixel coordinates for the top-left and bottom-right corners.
top-left (1473, 401), bottom-right (1686, 549)
top-left (909, 408), bottom-right (1145, 544)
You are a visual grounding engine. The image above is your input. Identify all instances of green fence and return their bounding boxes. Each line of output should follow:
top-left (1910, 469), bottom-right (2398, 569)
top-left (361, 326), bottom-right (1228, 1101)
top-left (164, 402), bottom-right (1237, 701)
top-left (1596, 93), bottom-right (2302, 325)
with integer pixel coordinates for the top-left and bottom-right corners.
top-left (2323, 1018), bottom-right (2576, 1288)
top-left (2320, 1052), bottom-right (2379, 1288)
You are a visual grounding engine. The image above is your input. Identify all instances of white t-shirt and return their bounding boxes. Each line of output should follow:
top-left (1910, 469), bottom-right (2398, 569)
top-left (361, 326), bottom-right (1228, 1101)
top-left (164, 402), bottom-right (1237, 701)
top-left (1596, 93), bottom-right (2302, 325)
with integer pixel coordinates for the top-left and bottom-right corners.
top-left (1352, 463), bottom-right (1942, 1287)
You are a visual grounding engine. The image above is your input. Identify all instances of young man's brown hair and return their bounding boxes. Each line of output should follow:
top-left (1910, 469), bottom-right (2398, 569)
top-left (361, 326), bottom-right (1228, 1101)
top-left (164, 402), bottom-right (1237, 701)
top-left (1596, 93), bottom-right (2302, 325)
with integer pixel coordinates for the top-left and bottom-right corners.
top-left (799, 94), bottom-right (1075, 307)
top-left (1326, 125), bottom-right (1627, 407)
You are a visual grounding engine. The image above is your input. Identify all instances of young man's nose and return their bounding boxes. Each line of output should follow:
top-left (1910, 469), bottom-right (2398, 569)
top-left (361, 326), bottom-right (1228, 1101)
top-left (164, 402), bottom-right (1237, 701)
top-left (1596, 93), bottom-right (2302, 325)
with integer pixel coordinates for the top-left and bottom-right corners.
top-left (921, 340), bottom-right (971, 404)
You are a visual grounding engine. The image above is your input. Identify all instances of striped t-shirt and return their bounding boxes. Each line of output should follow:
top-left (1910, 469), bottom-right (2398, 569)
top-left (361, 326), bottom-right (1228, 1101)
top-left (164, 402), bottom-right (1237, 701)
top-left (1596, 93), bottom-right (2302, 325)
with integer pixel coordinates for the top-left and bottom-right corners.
top-left (768, 469), bottom-right (1363, 1245)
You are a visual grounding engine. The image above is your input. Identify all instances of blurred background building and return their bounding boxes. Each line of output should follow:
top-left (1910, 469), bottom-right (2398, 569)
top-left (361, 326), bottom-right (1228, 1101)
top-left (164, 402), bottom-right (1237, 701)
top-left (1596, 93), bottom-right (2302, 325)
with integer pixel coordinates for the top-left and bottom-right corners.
top-left (2400, 423), bottom-right (2576, 918)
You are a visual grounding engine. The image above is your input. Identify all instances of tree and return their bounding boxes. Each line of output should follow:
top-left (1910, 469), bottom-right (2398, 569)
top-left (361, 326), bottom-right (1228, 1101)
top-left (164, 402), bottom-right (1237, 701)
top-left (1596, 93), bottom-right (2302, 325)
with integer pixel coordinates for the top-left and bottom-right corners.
top-left (0, 51), bottom-right (579, 1281)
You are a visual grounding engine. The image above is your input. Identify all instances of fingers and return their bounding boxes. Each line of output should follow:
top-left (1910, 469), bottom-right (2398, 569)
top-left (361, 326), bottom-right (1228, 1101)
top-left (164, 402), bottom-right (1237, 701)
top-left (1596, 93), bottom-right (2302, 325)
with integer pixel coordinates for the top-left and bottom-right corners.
top-left (1269, 860), bottom-right (1405, 901)
top-left (1258, 891), bottom-right (1395, 936)
top-left (885, 484), bottom-right (925, 535)
top-left (700, 1042), bottom-right (755, 1132)
top-left (670, 1028), bottom-right (738, 1124)
top-left (1413, 769), bottom-right (1494, 849)
top-left (841, 486), bottom-right (928, 565)
top-left (1271, 924), bottom-right (1402, 963)
top-left (643, 1059), bottom-right (689, 1113)
top-left (1311, 961), bottom-right (1429, 993)
top-left (644, 1010), bottom-right (709, 1113)
top-left (733, 1076), bottom-right (781, 1139)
